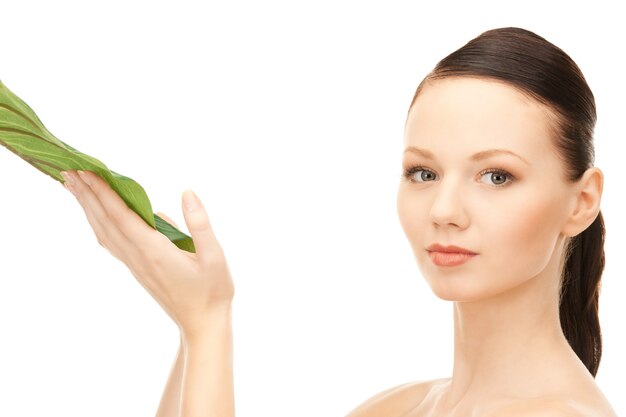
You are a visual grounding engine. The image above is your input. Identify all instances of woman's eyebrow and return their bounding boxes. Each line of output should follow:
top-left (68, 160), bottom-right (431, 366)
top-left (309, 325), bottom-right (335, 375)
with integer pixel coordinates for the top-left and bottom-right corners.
top-left (403, 146), bottom-right (531, 165)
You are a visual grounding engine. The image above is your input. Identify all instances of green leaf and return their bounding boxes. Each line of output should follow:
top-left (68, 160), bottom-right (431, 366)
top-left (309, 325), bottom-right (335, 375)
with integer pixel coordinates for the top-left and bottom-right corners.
top-left (0, 79), bottom-right (196, 253)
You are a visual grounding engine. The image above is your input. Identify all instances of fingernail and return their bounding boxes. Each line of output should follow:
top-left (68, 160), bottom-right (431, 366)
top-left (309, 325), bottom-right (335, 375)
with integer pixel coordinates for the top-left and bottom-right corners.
top-left (63, 180), bottom-right (77, 196)
top-left (183, 190), bottom-right (198, 212)
top-left (61, 171), bottom-right (74, 186)
top-left (77, 170), bottom-right (91, 186)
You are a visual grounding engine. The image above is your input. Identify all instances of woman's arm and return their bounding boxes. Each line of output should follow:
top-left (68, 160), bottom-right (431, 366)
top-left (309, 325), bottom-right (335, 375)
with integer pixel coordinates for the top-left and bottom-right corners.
top-left (61, 170), bottom-right (236, 417)
top-left (154, 307), bottom-right (235, 417)
top-left (155, 335), bottom-right (185, 417)
top-left (181, 306), bottom-right (234, 417)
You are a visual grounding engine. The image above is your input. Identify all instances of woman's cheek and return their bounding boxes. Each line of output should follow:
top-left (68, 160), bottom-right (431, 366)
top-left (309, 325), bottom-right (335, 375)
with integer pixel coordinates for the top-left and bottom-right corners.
top-left (488, 191), bottom-right (561, 280)
top-left (396, 189), bottom-right (425, 248)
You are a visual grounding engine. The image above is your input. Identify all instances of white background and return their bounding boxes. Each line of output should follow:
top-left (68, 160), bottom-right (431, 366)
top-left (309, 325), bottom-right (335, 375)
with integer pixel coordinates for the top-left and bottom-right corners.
top-left (1, 1), bottom-right (624, 416)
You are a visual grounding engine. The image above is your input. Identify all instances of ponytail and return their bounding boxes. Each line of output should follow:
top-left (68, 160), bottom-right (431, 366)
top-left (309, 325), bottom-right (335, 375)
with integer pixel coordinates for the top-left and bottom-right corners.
top-left (559, 210), bottom-right (605, 377)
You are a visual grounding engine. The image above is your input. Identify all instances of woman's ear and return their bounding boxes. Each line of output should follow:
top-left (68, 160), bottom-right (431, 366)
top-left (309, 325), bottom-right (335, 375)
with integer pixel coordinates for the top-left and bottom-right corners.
top-left (561, 167), bottom-right (603, 237)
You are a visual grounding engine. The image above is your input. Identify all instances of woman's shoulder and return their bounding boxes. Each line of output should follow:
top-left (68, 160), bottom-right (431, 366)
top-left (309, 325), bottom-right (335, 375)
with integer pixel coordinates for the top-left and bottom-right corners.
top-left (486, 396), bottom-right (618, 417)
top-left (485, 378), bottom-right (618, 417)
top-left (344, 377), bottom-right (618, 417)
top-left (344, 377), bottom-right (449, 417)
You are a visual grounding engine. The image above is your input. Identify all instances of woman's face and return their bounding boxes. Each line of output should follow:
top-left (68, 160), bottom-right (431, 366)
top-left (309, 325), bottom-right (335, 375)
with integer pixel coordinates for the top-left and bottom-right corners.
top-left (397, 77), bottom-right (574, 302)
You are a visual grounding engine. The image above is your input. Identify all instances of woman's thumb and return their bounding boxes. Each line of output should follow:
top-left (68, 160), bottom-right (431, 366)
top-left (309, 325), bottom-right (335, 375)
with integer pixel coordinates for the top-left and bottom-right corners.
top-left (182, 189), bottom-right (221, 262)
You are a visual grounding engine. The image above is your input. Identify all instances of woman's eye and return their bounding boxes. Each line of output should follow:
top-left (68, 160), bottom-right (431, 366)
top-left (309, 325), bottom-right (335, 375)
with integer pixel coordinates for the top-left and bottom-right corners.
top-left (478, 169), bottom-right (514, 187)
top-left (401, 166), bottom-right (515, 188)
top-left (402, 166), bottom-right (437, 183)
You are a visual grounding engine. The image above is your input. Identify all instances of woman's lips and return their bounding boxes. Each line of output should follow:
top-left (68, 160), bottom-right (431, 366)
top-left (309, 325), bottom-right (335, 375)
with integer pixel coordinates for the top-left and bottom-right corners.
top-left (427, 251), bottom-right (478, 267)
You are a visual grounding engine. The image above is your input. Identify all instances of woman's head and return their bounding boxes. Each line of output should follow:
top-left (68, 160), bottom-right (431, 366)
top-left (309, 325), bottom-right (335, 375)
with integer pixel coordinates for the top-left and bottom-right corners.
top-left (396, 27), bottom-right (605, 376)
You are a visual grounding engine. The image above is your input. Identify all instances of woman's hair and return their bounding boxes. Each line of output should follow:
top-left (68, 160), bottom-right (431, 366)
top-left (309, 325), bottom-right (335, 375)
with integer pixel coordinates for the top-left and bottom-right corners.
top-left (407, 27), bottom-right (605, 377)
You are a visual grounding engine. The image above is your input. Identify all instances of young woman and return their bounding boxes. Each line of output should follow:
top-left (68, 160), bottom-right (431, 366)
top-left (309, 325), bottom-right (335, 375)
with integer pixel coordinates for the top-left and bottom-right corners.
top-left (58, 27), bottom-right (617, 417)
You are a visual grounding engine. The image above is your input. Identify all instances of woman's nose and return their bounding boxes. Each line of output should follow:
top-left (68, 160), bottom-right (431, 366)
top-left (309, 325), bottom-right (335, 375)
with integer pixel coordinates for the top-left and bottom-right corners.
top-left (429, 177), bottom-right (468, 229)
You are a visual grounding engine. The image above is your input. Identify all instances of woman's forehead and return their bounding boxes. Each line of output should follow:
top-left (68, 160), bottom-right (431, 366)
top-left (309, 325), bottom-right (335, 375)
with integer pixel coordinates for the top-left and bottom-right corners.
top-left (404, 77), bottom-right (557, 158)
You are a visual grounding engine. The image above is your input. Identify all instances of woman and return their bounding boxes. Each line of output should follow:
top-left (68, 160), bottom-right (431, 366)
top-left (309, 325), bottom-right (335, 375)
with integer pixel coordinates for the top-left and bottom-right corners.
top-left (58, 27), bottom-right (617, 416)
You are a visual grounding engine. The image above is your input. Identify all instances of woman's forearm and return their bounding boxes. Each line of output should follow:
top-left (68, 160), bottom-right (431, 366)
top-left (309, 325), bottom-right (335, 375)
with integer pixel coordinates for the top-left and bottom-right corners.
top-left (155, 334), bottom-right (185, 417)
top-left (180, 306), bottom-right (235, 417)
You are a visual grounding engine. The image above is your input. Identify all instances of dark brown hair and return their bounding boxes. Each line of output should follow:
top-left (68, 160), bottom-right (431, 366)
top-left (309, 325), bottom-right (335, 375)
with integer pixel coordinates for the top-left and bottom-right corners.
top-left (407, 27), bottom-right (605, 377)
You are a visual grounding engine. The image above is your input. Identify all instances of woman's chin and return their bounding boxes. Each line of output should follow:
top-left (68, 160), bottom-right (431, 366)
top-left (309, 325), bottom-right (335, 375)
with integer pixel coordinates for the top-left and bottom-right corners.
top-left (429, 287), bottom-right (479, 302)
top-left (422, 273), bottom-right (496, 302)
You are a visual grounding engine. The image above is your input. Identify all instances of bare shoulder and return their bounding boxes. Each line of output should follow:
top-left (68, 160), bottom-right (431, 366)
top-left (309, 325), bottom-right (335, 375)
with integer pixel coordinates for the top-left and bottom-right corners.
top-left (488, 397), bottom-right (618, 417)
top-left (344, 378), bottom-right (448, 417)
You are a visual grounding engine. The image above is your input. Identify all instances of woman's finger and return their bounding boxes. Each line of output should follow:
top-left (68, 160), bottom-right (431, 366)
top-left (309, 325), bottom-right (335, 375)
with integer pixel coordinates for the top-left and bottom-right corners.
top-left (181, 190), bottom-right (224, 265)
top-left (61, 170), bottom-right (131, 262)
top-left (76, 170), bottom-right (168, 252)
top-left (63, 170), bottom-right (174, 298)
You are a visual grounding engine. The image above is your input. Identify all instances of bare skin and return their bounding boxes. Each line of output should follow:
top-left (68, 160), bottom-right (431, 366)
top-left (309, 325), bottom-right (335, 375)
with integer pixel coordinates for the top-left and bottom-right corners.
top-left (58, 76), bottom-right (616, 417)
top-left (60, 170), bottom-right (235, 417)
top-left (346, 77), bottom-right (615, 417)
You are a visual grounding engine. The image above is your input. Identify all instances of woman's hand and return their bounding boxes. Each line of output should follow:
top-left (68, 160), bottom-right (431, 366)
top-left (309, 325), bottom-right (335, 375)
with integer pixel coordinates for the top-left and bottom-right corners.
top-left (60, 169), bottom-right (235, 340)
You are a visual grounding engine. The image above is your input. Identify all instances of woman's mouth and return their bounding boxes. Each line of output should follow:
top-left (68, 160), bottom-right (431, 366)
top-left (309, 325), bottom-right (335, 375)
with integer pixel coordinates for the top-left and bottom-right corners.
top-left (427, 251), bottom-right (478, 267)
top-left (425, 244), bottom-right (478, 267)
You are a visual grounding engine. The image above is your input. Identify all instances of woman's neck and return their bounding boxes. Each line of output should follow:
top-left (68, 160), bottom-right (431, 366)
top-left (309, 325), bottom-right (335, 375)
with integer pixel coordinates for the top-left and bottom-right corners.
top-left (442, 244), bottom-right (584, 410)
